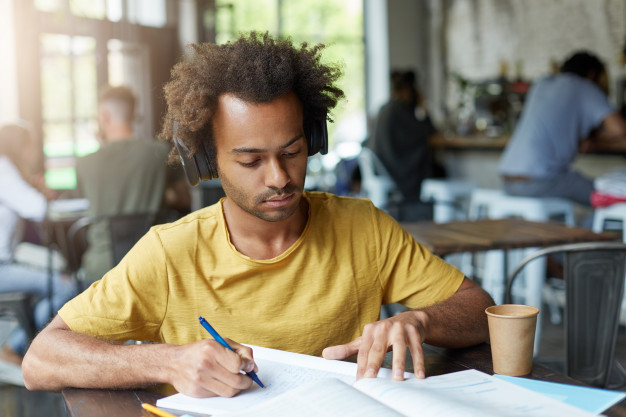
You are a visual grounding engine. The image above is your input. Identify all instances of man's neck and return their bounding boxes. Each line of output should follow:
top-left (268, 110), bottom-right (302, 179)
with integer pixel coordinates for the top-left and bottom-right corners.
top-left (222, 196), bottom-right (309, 260)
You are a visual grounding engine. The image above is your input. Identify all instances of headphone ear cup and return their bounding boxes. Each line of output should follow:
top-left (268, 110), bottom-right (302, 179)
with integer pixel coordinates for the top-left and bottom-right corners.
top-left (173, 122), bottom-right (218, 186)
top-left (198, 139), bottom-right (219, 180)
top-left (173, 124), bottom-right (200, 187)
top-left (306, 118), bottom-right (328, 156)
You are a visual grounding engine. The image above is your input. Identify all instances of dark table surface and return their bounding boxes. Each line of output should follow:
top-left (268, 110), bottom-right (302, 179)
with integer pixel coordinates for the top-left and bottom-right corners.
top-left (401, 218), bottom-right (618, 256)
top-left (62, 343), bottom-right (626, 417)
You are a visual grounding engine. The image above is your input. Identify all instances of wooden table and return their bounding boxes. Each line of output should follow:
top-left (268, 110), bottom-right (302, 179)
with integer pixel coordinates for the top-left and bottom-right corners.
top-left (401, 218), bottom-right (617, 257)
top-left (61, 343), bottom-right (626, 417)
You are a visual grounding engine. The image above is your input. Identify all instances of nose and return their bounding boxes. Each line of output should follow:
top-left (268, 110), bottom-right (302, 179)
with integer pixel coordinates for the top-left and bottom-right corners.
top-left (264, 157), bottom-right (290, 190)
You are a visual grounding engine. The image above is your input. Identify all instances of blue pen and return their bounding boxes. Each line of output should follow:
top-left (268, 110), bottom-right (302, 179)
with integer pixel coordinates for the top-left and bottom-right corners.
top-left (198, 316), bottom-right (265, 388)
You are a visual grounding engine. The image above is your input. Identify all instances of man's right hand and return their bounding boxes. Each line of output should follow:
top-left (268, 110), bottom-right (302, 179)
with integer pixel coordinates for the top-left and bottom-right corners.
top-left (22, 315), bottom-right (260, 396)
top-left (168, 339), bottom-right (258, 398)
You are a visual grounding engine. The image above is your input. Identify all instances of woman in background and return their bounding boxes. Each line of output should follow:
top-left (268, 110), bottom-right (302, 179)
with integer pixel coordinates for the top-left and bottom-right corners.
top-left (0, 124), bottom-right (77, 365)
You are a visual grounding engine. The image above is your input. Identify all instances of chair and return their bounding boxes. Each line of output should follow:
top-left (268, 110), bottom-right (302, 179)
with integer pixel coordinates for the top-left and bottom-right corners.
top-left (67, 212), bottom-right (159, 278)
top-left (0, 292), bottom-right (37, 346)
top-left (357, 147), bottom-right (401, 210)
top-left (420, 178), bottom-right (475, 223)
top-left (467, 189), bottom-right (575, 312)
top-left (505, 241), bottom-right (626, 388)
top-left (593, 202), bottom-right (626, 242)
top-left (592, 203), bottom-right (626, 325)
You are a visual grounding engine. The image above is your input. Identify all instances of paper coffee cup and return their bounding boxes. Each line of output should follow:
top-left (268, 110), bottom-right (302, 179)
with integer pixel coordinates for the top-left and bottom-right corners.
top-left (485, 304), bottom-right (539, 376)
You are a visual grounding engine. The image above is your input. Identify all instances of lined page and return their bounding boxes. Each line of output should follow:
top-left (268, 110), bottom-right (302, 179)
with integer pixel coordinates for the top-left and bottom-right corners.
top-left (156, 345), bottom-right (412, 415)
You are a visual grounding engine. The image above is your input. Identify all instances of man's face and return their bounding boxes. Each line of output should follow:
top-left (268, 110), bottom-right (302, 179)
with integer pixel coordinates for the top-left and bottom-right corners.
top-left (212, 91), bottom-right (308, 222)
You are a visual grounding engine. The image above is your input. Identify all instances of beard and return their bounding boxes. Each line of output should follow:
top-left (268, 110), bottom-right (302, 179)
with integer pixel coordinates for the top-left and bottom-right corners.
top-left (219, 173), bottom-right (303, 222)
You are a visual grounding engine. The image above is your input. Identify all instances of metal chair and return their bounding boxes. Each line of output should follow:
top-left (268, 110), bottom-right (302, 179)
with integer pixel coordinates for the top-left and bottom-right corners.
top-left (0, 292), bottom-right (38, 346)
top-left (505, 241), bottom-right (626, 388)
top-left (66, 212), bottom-right (160, 279)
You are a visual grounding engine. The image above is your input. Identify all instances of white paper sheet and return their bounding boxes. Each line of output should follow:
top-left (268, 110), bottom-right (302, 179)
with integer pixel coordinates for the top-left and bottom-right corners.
top-left (156, 345), bottom-right (406, 415)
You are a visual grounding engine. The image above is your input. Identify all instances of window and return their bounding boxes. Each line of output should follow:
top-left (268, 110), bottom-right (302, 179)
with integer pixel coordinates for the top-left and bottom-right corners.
top-left (214, 0), bottom-right (365, 148)
top-left (35, 0), bottom-right (167, 26)
top-left (33, 0), bottom-right (169, 190)
top-left (41, 34), bottom-right (98, 189)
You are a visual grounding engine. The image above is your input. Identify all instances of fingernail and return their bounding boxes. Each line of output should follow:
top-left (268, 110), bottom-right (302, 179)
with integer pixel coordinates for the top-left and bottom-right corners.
top-left (417, 370), bottom-right (425, 379)
top-left (393, 369), bottom-right (404, 379)
top-left (243, 361), bottom-right (254, 372)
top-left (365, 368), bottom-right (376, 378)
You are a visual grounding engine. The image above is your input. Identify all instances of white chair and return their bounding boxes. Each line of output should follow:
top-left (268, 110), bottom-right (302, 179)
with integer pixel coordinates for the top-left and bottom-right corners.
top-left (420, 179), bottom-right (476, 223)
top-left (593, 202), bottom-right (626, 325)
top-left (357, 147), bottom-right (400, 210)
top-left (593, 203), bottom-right (626, 241)
top-left (466, 189), bottom-right (576, 353)
top-left (420, 179), bottom-right (476, 274)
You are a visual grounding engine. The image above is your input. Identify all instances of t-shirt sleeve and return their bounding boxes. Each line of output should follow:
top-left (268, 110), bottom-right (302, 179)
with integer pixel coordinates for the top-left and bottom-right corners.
top-left (373, 208), bottom-right (465, 309)
top-left (579, 81), bottom-right (615, 137)
top-left (59, 228), bottom-right (169, 342)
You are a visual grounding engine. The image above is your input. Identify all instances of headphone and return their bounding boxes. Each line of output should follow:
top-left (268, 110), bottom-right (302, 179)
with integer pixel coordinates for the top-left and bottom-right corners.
top-left (173, 118), bottom-right (328, 186)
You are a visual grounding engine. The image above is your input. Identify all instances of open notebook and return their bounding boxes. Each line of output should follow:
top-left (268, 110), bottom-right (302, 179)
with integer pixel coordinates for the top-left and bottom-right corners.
top-left (156, 345), bottom-right (604, 417)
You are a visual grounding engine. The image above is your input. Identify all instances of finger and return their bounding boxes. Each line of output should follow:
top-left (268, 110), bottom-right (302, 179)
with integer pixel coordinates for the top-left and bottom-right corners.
top-left (362, 338), bottom-right (387, 379)
top-left (198, 354), bottom-right (254, 392)
top-left (391, 342), bottom-right (407, 381)
top-left (407, 332), bottom-right (425, 379)
top-left (229, 340), bottom-right (257, 373)
top-left (356, 334), bottom-right (374, 379)
top-left (322, 338), bottom-right (362, 360)
top-left (204, 341), bottom-right (246, 375)
top-left (197, 373), bottom-right (253, 398)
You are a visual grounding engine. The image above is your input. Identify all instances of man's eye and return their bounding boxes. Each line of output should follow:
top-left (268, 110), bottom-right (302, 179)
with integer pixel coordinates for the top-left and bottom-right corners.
top-left (283, 149), bottom-right (301, 157)
top-left (239, 160), bottom-right (259, 167)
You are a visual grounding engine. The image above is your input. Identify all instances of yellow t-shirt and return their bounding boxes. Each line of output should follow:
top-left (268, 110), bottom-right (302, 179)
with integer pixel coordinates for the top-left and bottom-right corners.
top-left (59, 192), bottom-right (464, 356)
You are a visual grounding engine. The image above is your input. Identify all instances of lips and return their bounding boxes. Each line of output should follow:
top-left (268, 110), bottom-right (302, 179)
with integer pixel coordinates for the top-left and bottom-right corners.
top-left (263, 193), bottom-right (294, 206)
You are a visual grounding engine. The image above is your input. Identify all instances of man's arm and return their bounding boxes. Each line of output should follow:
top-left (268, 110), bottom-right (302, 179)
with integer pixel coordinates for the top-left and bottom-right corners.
top-left (22, 315), bottom-right (258, 397)
top-left (592, 112), bottom-right (626, 142)
top-left (322, 277), bottom-right (494, 381)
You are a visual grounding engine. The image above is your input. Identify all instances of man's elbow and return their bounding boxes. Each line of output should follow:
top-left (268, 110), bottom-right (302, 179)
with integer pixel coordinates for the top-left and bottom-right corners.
top-left (22, 334), bottom-right (63, 392)
top-left (22, 349), bottom-right (45, 391)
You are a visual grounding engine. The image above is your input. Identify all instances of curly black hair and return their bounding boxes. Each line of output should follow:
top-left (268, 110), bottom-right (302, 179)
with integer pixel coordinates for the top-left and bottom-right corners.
top-left (160, 31), bottom-right (345, 165)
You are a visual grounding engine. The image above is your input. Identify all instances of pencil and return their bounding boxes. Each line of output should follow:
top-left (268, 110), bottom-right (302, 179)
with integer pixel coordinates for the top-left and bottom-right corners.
top-left (142, 403), bottom-right (177, 417)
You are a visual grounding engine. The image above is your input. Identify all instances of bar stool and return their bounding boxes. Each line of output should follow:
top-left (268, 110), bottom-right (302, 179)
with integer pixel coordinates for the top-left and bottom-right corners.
top-left (466, 190), bottom-right (575, 352)
top-left (420, 179), bottom-right (475, 223)
top-left (593, 203), bottom-right (626, 241)
top-left (419, 179), bottom-right (476, 275)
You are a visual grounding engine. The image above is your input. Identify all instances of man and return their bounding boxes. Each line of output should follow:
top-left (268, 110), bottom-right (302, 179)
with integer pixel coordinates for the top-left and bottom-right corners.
top-left (370, 70), bottom-right (438, 203)
top-left (23, 33), bottom-right (493, 398)
top-left (75, 86), bottom-right (190, 284)
top-left (499, 51), bottom-right (626, 207)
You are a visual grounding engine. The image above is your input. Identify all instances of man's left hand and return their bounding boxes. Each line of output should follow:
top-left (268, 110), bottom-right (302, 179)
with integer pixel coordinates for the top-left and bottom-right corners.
top-left (322, 311), bottom-right (428, 381)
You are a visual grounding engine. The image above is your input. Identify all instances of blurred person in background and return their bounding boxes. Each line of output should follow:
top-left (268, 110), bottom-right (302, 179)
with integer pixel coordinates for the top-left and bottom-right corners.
top-left (76, 86), bottom-right (190, 285)
top-left (499, 51), bottom-right (626, 209)
top-left (0, 124), bottom-right (77, 365)
top-left (369, 70), bottom-right (439, 203)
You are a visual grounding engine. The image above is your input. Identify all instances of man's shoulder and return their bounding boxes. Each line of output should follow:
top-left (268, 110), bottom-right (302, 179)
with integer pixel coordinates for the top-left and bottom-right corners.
top-left (307, 191), bottom-right (376, 217)
top-left (152, 201), bottom-right (222, 234)
top-left (550, 73), bottom-right (601, 92)
top-left (122, 138), bottom-right (170, 156)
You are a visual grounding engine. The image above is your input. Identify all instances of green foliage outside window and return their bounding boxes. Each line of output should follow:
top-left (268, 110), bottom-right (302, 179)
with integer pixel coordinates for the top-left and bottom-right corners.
top-left (215, 0), bottom-right (365, 147)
